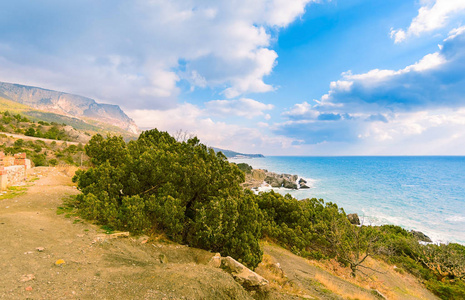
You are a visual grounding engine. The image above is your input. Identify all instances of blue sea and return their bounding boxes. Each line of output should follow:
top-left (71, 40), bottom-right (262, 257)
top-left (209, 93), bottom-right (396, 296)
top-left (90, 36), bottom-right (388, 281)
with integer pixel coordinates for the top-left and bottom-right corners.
top-left (231, 156), bottom-right (465, 244)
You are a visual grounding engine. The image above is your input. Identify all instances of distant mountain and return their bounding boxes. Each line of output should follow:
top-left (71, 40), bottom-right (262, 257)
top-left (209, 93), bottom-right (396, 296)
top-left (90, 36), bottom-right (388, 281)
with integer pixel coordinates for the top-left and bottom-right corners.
top-left (0, 82), bottom-right (139, 134)
top-left (212, 147), bottom-right (264, 159)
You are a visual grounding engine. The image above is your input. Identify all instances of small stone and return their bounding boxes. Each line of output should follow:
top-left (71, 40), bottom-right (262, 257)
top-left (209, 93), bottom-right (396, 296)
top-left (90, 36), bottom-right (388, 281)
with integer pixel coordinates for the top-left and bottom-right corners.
top-left (20, 274), bottom-right (35, 282)
top-left (36, 247), bottom-right (44, 252)
top-left (159, 254), bottom-right (168, 264)
top-left (25, 286), bottom-right (33, 291)
top-left (55, 259), bottom-right (66, 266)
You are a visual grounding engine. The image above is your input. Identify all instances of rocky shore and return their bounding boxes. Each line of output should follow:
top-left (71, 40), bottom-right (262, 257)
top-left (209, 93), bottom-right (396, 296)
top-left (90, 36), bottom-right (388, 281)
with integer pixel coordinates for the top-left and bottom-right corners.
top-left (241, 167), bottom-right (310, 190)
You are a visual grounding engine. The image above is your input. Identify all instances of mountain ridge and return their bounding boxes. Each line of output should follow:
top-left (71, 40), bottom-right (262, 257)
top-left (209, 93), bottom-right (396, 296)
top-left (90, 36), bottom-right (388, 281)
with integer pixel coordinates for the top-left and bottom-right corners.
top-left (0, 81), bottom-right (139, 134)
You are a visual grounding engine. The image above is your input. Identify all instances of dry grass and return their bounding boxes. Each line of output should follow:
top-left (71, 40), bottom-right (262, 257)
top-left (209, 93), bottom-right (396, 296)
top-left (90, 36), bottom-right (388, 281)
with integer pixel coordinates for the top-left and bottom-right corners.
top-left (255, 253), bottom-right (308, 297)
top-left (56, 164), bottom-right (79, 177)
top-left (313, 273), bottom-right (374, 300)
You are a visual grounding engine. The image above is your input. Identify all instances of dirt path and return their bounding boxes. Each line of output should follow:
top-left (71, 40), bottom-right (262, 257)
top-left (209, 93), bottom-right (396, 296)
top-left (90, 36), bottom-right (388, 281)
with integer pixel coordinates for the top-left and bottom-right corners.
top-left (0, 167), bottom-right (250, 300)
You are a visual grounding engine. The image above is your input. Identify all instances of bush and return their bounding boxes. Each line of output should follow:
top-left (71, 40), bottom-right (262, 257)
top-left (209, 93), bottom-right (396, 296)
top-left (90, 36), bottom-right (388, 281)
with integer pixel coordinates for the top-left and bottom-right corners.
top-left (73, 130), bottom-right (263, 268)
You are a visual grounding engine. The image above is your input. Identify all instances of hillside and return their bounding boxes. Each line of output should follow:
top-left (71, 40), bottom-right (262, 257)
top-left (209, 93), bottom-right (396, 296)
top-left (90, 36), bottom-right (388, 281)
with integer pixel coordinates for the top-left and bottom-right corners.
top-left (0, 81), bottom-right (139, 135)
top-left (213, 147), bottom-right (265, 158)
top-left (0, 167), bottom-right (438, 299)
top-left (0, 96), bottom-right (137, 140)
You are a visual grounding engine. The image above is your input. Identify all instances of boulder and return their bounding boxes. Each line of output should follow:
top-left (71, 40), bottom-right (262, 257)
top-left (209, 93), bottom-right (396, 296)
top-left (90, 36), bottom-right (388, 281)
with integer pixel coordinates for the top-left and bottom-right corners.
top-left (220, 256), bottom-right (269, 291)
top-left (299, 183), bottom-right (310, 189)
top-left (283, 180), bottom-right (298, 189)
top-left (208, 253), bottom-right (222, 268)
top-left (298, 178), bottom-right (307, 184)
top-left (411, 230), bottom-right (432, 243)
top-left (347, 213), bottom-right (360, 225)
top-left (264, 176), bottom-right (283, 188)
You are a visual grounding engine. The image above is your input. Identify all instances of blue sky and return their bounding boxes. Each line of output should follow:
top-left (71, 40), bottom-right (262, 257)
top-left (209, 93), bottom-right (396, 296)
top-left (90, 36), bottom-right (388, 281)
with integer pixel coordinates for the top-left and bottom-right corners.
top-left (1, 0), bottom-right (465, 155)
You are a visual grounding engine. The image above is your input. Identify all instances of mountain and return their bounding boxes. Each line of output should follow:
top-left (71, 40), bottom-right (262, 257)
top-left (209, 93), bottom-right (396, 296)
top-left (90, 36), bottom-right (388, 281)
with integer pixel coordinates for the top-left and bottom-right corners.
top-left (0, 81), bottom-right (139, 134)
top-left (212, 147), bottom-right (264, 158)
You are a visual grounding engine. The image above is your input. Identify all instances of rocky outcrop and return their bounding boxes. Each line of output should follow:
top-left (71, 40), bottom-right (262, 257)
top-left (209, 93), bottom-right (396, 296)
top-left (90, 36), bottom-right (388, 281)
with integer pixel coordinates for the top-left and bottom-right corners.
top-left (299, 178), bottom-right (310, 189)
top-left (0, 81), bottom-right (139, 134)
top-left (217, 256), bottom-right (269, 291)
top-left (410, 230), bottom-right (432, 243)
top-left (264, 173), bottom-right (298, 188)
top-left (347, 213), bottom-right (361, 225)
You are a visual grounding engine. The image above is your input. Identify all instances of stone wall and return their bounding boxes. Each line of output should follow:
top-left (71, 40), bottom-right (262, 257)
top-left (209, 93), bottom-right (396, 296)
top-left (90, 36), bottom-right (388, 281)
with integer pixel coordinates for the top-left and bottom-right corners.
top-left (0, 152), bottom-right (31, 190)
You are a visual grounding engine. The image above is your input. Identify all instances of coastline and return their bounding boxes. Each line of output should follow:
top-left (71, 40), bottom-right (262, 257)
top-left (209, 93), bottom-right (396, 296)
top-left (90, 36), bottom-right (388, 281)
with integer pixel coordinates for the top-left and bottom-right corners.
top-left (231, 156), bottom-right (465, 245)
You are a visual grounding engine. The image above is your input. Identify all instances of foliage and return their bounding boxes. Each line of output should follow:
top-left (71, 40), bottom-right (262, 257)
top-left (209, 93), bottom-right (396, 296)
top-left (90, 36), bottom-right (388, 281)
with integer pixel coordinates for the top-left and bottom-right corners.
top-left (73, 129), bottom-right (262, 268)
top-left (71, 129), bottom-right (465, 295)
top-left (236, 163), bottom-right (253, 174)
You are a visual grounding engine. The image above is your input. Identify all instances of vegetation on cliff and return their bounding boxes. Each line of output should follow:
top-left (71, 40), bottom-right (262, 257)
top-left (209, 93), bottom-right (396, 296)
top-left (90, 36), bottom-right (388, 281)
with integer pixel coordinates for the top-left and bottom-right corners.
top-left (72, 130), bottom-right (465, 299)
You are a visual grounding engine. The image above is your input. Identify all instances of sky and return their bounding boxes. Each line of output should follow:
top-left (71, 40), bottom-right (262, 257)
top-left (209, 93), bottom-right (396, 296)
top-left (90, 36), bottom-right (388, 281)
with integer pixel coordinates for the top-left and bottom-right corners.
top-left (1, 0), bottom-right (465, 155)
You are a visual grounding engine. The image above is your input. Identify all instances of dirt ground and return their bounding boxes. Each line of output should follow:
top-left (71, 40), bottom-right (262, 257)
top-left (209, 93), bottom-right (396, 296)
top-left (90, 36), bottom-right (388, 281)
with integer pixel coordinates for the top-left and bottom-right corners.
top-left (0, 167), bottom-right (252, 300)
top-left (0, 167), bottom-right (439, 300)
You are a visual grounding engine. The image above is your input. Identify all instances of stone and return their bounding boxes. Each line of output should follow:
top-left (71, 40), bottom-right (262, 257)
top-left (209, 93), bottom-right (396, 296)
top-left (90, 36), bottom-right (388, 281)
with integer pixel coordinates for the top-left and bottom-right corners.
top-left (208, 253), bottom-right (222, 268)
top-left (411, 230), bottom-right (432, 243)
top-left (137, 235), bottom-right (150, 244)
top-left (36, 247), bottom-right (44, 252)
top-left (299, 183), bottom-right (310, 189)
top-left (25, 286), bottom-right (33, 291)
top-left (55, 259), bottom-right (66, 266)
top-left (298, 178), bottom-right (307, 184)
top-left (220, 256), bottom-right (269, 291)
top-left (347, 213), bottom-right (360, 225)
top-left (159, 254), bottom-right (168, 264)
top-left (283, 180), bottom-right (298, 189)
top-left (109, 232), bottom-right (130, 239)
top-left (20, 274), bottom-right (35, 282)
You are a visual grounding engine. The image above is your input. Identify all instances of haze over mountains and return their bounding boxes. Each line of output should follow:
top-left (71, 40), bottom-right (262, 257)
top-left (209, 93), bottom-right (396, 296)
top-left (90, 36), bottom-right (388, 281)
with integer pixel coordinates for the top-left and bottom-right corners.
top-left (0, 81), bottom-right (139, 135)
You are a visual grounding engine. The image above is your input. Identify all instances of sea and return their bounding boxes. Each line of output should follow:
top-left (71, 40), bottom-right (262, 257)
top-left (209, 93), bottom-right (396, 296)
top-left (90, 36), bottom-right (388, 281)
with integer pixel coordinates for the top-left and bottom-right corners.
top-left (231, 156), bottom-right (465, 245)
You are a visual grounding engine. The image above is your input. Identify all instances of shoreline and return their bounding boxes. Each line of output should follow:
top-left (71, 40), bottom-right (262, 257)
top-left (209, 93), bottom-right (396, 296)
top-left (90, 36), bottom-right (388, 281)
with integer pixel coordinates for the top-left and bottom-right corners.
top-left (233, 158), bottom-right (464, 246)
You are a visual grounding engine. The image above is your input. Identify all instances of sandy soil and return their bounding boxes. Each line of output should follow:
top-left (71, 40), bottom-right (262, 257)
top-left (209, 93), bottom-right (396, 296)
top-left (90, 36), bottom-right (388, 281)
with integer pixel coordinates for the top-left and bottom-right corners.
top-left (0, 167), bottom-right (251, 300)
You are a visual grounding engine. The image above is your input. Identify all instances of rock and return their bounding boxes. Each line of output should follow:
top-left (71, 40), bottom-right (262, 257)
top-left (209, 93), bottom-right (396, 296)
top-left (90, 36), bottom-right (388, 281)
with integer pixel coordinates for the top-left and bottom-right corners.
top-left (347, 213), bottom-right (360, 225)
top-left (208, 253), bottom-right (222, 268)
top-left (299, 183), bottom-right (310, 189)
top-left (109, 232), bottom-right (130, 239)
top-left (264, 175), bottom-right (283, 187)
top-left (298, 178), bottom-right (307, 184)
top-left (25, 286), bottom-right (33, 291)
top-left (159, 254), bottom-right (168, 264)
top-left (411, 230), bottom-right (432, 243)
top-left (137, 235), bottom-right (150, 244)
top-left (55, 259), bottom-right (66, 266)
top-left (93, 231), bottom-right (130, 242)
top-left (36, 247), bottom-right (44, 252)
top-left (283, 180), bottom-right (298, 189)
top-left (220, 256), bottom-right (269, 291)
top-left (20, 274), bottom-right (35, 282)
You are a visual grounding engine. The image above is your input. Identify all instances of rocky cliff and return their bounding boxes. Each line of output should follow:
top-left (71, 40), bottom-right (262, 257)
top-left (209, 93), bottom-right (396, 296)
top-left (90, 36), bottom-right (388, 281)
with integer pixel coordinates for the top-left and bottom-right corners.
top-left (0, 82), bottom-right (139, 134)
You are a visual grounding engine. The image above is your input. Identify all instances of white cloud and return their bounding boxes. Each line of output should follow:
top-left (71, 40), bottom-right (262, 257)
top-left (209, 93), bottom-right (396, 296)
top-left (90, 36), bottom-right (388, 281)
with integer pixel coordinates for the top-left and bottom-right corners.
top-left (0, 0), bottom-right (317, 108)
top-left (391, 0), bottom-right (465, 43)
top-left (205, 98), bottom-right (274, 119)
top-left (128, 103), bottom-right (296, 154)
top-left (274, 29), bottom-right (465, 154)
top-left (282, 101), bottom-right (320, 120)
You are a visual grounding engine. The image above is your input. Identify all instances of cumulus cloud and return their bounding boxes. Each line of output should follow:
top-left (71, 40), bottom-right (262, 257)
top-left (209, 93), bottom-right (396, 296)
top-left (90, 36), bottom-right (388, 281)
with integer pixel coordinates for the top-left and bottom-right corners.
top-left (205, 98), bottom-right (274, 119)
top-left (275, 28), bottom-right (465, 154)
top-left (128, 103), bottom-right (296, 154)
top-left (391, 0), bottom-right (465, 43)
top-left (0, 0), bottom-right (315, 109)
top-left (320, 30), bottom-right (465, 112)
